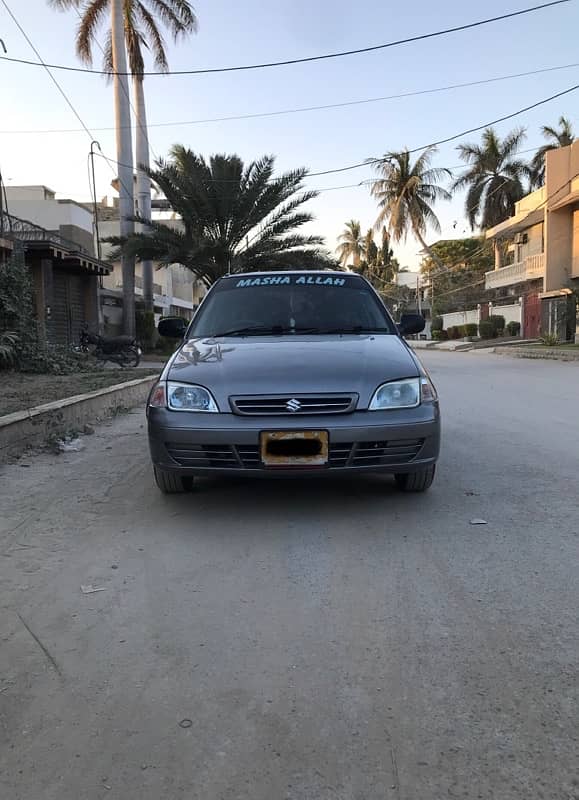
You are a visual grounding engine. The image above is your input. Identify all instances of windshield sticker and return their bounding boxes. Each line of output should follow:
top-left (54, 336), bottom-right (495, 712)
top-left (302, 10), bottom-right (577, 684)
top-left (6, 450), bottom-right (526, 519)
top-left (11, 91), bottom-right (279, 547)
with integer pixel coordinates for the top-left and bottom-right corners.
top-left (235, 275), bottom-right (347, 288)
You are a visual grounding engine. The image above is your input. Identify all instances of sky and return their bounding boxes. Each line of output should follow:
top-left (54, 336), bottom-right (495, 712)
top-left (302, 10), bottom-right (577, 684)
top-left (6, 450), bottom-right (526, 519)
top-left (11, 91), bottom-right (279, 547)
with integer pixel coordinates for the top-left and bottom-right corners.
top-left (1, 0), bottom-right (578, 269)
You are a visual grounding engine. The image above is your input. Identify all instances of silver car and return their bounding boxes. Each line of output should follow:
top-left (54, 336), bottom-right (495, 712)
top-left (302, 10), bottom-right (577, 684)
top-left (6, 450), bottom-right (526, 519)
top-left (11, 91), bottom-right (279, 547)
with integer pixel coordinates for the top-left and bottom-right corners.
top-left (148, 271), bottom-right (440, 493)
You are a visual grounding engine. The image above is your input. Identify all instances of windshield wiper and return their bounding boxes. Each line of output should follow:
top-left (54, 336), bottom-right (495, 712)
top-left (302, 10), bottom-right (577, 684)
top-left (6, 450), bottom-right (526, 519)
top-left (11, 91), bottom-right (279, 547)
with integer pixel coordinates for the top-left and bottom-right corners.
top-left (210, 325), bottom-right (320, 337)
top-left (318, 326), bottom-right (392, 334)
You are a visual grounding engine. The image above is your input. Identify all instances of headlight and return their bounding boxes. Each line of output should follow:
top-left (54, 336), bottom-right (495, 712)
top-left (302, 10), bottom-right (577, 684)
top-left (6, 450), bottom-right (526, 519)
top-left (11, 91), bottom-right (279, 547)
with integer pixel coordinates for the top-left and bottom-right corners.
top-left (165, 382), bottom-right (218, 412)
top-left (369, 378), bottom-right (421, 410)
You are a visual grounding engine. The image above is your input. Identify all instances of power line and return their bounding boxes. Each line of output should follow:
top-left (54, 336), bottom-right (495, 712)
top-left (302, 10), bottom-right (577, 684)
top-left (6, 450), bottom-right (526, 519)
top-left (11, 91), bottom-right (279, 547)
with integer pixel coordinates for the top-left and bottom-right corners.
top-left (307, 82), bottom-right (579, 177)
top-left (92, 80), bottom-right (579, 187)
top-left (1, 61), bottom-right (578, 135)
top-left (0, 1), bottom-right (571, 77)
top-left (0, 0), bottom-right (135, 201)
top-left (71, 5), bottom-right (159, 163)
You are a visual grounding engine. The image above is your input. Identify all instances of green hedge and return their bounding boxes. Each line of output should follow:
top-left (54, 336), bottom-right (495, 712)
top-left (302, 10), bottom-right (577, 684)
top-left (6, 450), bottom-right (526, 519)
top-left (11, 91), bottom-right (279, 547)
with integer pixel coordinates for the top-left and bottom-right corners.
top-left (479, 320), bottom-right (495, 339)
top-left (506, 321), bottom-right (521, 336)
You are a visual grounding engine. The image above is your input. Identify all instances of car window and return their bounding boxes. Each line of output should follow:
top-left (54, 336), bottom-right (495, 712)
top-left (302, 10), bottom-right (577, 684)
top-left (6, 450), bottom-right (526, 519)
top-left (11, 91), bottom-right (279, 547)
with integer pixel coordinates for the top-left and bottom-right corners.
top-left (189, 274), bottom-right (396, 336)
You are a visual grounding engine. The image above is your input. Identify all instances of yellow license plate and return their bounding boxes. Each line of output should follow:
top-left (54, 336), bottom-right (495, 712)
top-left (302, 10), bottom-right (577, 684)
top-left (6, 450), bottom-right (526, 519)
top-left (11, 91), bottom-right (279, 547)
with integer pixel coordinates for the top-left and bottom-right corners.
top-left (260, 430), bottom-right (329, 467)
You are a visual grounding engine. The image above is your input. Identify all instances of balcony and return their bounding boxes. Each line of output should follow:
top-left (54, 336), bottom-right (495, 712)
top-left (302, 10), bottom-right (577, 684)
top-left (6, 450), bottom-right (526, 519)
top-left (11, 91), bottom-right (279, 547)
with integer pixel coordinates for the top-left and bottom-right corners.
top-left (485, 253), bottom-right (545, 290)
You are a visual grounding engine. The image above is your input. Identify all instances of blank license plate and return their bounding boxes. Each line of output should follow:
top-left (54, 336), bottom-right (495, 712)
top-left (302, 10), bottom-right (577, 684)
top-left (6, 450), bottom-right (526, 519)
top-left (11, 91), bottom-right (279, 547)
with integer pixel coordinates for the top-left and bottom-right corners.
top-left (260, 431), bottom-right (329, 467)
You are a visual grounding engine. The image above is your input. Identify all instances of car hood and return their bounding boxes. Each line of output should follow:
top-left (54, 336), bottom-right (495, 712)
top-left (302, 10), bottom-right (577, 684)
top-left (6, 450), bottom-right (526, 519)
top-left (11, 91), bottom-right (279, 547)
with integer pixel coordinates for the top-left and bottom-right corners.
top-left (165, 334), bottom-right (420, 410)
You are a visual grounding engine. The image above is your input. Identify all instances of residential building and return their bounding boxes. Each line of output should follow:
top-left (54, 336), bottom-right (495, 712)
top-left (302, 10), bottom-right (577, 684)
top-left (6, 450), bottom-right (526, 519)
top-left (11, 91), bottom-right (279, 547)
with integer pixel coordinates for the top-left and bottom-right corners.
top-left (485, 140), bottom-right (579, 340)
top-left (1, 187), bottom-right (109, 346)
top-left (93, 194), bottom-right (205, 334)
top-left (3, 184), bottom-right (205, 338)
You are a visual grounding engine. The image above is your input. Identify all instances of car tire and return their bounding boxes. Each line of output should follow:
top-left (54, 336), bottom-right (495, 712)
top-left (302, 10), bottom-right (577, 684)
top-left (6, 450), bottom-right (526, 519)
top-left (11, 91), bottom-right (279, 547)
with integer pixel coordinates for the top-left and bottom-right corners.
top-left (153, 466), bottom-right (192, 494)
top-left (395, 465), bottom-right (436, 493)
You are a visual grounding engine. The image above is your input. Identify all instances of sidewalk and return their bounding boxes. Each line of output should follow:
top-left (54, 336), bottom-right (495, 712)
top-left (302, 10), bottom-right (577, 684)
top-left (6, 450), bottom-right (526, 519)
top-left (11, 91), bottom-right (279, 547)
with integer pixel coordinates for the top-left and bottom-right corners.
top-left (410, 339), bottom-right (579, 361)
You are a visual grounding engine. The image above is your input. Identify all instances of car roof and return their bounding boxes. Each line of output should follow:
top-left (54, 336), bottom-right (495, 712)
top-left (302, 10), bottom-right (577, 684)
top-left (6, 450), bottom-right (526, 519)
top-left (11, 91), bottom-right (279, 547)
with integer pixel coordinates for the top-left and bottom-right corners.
top-left (221, 270), bottom-right (353, 279)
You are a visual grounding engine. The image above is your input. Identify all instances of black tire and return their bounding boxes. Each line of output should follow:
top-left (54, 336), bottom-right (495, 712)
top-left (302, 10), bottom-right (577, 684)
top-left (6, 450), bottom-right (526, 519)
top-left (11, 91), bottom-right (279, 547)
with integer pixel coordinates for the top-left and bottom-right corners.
top-left (395, 464), bottom-right (436, 493)
top-left (119, 346), bottom-right (141, 368)
top-left (153, 466), bottom-right (192, 494)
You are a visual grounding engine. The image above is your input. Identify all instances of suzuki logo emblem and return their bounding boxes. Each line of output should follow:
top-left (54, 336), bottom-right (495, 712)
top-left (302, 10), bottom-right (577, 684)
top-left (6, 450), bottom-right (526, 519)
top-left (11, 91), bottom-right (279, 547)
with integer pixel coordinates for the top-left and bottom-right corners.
top-left (286, 398), bottom-right (301, 413)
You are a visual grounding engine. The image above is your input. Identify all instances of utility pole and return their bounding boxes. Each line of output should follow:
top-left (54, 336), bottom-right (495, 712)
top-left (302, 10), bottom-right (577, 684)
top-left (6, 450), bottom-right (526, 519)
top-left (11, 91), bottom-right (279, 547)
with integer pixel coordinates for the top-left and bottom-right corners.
top-left (111, 0), bottom-right (136, 337)
top-left (89, 141), bottom-right (102, 260)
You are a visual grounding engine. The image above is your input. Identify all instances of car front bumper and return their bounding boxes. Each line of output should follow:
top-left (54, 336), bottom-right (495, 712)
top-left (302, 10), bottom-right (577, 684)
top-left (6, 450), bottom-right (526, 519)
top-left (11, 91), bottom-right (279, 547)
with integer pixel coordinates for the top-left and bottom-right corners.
top-left (148, 404), bottom-right (441, 477)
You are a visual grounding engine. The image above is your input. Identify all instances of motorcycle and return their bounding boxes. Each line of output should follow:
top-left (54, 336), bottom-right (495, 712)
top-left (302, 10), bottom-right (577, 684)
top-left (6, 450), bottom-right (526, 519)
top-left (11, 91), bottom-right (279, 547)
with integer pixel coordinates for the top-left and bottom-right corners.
top-left (78, 324), bottom-right (142, 368)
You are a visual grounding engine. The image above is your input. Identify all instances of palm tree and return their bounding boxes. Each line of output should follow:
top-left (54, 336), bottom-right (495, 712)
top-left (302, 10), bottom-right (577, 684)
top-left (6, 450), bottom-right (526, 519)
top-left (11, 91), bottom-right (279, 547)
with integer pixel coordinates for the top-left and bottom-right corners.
top-left (530, 116), bottom-right (575, 188)
top-left (50, 0), bottom-right (197, 329)
top-left (110, 147), bottom-right (335, 284)
top-left (453, 128), bottom-right (531, 268)
top-left (370, 147), bottom-right (451, 270)
top-left (453, 127), bottom-right (530, 230)
top-left (336, 220), bottom-right (365, 267)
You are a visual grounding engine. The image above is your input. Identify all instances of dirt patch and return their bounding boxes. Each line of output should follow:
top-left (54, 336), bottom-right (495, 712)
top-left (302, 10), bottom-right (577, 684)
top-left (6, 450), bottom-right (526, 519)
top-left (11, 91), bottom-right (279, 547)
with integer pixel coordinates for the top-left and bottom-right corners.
top-left (0, 369), bottom-right (159, 417)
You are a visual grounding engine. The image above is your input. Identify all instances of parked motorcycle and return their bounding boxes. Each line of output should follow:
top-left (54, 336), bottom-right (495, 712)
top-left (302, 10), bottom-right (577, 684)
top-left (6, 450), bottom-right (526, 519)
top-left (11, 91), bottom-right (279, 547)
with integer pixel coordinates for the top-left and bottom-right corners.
top-left (78, 325), bottom-right (142, 368)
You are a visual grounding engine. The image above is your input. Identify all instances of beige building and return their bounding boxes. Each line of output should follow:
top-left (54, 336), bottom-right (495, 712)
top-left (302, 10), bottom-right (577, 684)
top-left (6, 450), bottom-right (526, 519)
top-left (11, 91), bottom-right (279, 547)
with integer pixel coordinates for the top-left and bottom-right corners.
top-left (485, 140), bottom-right (579, 340)
top-left (2, 186), bottom-right (109, 346)
top-left (95, 196), bottom-right (205, 333)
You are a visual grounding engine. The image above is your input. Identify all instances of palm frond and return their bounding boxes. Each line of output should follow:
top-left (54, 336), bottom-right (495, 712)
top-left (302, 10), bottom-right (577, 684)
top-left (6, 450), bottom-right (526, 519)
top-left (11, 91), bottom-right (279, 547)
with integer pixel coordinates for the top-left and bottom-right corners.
top-left (73, 0), bottom-right (109, 65)
top-left (117, 149), bottom-right (325, 282)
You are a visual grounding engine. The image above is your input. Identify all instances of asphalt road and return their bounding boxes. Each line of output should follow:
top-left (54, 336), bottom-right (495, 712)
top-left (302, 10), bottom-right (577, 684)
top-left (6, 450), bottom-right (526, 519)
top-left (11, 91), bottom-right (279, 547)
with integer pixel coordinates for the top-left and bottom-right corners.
top-left (1, 351), bottom-right (578, 800)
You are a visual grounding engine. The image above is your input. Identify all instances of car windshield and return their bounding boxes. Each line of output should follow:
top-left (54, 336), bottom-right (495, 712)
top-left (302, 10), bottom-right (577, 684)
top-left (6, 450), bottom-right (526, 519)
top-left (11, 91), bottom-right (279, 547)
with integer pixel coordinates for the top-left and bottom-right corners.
top-left (189, 273), bottom-right (396, 337)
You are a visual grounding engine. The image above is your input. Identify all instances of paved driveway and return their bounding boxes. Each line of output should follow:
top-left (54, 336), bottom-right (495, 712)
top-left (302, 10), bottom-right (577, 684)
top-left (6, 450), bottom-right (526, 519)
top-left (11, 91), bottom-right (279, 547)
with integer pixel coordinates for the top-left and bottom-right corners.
top-left (1, 352), bottom-right (578, 800)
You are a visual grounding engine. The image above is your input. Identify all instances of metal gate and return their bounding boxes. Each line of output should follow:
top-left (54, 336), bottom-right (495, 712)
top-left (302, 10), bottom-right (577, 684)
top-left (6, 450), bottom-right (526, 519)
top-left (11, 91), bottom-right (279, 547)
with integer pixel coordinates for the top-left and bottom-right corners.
top-left (523, 292), bottom-right (541, 339)
top-left (51, 271), bottom-right (85, 346)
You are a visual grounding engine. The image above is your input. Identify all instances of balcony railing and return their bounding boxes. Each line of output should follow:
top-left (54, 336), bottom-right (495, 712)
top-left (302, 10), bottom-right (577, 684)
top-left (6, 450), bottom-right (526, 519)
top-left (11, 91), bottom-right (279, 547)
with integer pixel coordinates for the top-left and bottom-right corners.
top-left (0, 210), bottom-right (88, 254)
top-left (485, 253), bottom-right (545, 290)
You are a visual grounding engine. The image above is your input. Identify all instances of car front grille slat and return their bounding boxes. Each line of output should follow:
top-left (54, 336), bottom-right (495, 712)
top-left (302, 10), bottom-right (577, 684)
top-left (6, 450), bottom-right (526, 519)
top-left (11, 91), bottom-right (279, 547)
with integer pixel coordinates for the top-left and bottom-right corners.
top-left (351, 439), bottom-right (424, 466)
top-left (166, 439), bottom-right (424, 470)
top-left (166, 443), bottom-right (240, 468)
top-left (230, 395), bottom-right (357, 415)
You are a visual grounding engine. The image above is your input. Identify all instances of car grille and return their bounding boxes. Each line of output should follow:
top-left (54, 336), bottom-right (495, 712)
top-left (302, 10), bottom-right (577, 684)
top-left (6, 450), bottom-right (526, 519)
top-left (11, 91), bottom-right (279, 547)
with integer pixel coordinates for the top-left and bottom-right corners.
top-left (166, 439), bottom-right (424, 469)
top-left (350, 439), bottom-right (424, 466)
top-left (230, 394), bottom-right (357, 415)
top-left (166, 443), bottom-right (240, 469)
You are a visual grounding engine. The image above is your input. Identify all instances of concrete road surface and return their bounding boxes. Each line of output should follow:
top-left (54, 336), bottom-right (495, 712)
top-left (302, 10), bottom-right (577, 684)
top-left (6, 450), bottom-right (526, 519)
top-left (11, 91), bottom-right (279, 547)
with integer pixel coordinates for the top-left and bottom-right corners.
top-left (1, 352), bottom-right (578, 800)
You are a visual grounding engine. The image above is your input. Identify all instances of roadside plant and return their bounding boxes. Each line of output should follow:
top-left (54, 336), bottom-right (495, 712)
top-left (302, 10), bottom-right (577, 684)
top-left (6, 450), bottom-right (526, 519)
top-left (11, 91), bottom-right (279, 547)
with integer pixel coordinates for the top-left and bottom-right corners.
top-left (478, 320), bottom-right (496, 339)
top-left (0, 331), bottom-right (18, 368)
top-left (540, 332), bottom-right (560, 346)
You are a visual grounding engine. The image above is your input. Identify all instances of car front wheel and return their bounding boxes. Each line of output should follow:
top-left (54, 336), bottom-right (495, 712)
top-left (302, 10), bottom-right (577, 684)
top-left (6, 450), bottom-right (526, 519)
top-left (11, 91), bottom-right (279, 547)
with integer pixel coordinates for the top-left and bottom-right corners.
top-left (395, 465), bottom-right (435, 493)
top-left (153, 466), bottom-right (193, 494)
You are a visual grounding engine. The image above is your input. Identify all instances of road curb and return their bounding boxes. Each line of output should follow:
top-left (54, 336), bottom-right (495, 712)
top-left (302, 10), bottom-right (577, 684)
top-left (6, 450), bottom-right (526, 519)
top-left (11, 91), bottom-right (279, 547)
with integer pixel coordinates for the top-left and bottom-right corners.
top-left (494, 346), bottom-right (579, 362)
top-left (0, 374), bottom-right (158, 463)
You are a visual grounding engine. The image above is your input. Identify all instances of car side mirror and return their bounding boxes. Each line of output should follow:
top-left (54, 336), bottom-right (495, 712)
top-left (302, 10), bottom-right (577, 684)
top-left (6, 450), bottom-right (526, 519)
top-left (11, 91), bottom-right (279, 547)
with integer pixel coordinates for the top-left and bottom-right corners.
top-left (158, 316), bottom-right (188, 339)
top-left (398, 313), bottom-right (426, 336)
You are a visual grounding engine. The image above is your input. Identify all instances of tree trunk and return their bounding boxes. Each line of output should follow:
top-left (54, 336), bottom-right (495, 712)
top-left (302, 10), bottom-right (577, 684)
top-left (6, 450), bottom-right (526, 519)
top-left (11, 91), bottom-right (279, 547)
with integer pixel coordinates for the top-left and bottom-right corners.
top-left (134, 76), bottom-right (154, 313)
top-left (414, 230), bottom-right (445, 271)
top-left (111, 0), bottom-right (136, 336)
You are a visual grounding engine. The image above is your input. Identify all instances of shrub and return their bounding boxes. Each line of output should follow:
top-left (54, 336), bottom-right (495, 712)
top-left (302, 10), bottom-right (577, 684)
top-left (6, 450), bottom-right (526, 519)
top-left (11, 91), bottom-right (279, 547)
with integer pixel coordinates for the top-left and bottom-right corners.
top-left (479, 320), bottom-right (496, 339)
top-left (431, 316), bottom-right (443, 333)
top-left (488, 315), bottom-right (505, 335)
top-left (155, 336), bottom-right (180, 355)
top-left (506, 321), bottom-right (521, 336)
top-left (432, 329), bottom-right (448, 341)
top-left (136, 310), bottom-right (156, 351)
top-left (463, 323), bottom-right (478, 338)
top-left (0, 249), bottom-right (89, 374)
top-left (447, 326), bottom-right (462, 340)
top-left (540, 332), bottom-right (560, 346)
top-left (0, 331), bottom-right (18, 368)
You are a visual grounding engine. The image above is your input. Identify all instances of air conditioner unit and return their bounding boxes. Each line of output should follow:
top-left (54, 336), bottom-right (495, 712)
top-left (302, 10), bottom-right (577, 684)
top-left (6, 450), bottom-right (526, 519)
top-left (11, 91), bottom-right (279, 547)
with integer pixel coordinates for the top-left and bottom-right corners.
top-left (513, 232), bottom-right (528, 245)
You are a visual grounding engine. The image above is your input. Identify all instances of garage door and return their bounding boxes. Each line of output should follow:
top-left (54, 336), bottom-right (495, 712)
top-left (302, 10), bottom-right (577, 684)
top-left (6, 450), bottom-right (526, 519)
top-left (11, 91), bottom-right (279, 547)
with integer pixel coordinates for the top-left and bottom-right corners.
top-left (51, 271), bottom-right (85, 346)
